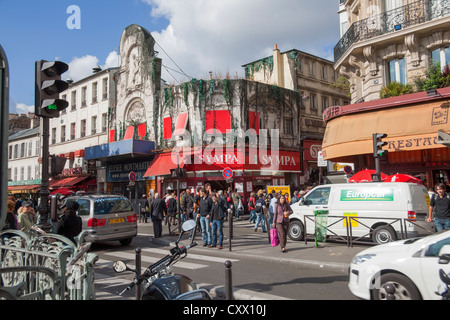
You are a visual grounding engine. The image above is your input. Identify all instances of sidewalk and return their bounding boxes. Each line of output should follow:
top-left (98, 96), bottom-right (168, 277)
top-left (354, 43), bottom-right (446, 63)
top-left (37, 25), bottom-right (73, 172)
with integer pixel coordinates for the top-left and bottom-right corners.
top-left (136, 217), bottom-right (369, 299)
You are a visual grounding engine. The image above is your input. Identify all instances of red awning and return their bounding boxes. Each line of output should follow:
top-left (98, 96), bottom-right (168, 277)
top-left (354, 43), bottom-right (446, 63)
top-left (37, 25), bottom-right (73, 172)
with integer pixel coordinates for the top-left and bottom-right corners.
top-left (75, 149), bottom-right (85, 157)
top-left (65, 152), bottom-right (74, 159)
top-left (51, 176), bottom-right (90, 188)
top-left (144, 153), bottom-right (185, 177)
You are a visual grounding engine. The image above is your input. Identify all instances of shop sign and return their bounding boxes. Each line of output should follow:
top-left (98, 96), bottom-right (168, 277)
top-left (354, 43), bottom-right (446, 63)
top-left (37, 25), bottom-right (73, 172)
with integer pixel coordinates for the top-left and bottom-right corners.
top-left (266, 185), bottom-right (291, 203)
top-left (107, 160), bottom-right (151, 182)
top-left (340, 188), bottom-right (394, 201)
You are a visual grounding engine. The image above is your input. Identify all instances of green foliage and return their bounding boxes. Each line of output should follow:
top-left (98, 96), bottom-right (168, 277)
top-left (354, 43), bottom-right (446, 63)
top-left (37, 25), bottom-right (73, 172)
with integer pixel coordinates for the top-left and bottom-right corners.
top-left (380, 82), bottom-right (414, 99)
top-left (415, 62), bottom-right (450, 91)
top-left (330, 76), bottom-right (351, 97)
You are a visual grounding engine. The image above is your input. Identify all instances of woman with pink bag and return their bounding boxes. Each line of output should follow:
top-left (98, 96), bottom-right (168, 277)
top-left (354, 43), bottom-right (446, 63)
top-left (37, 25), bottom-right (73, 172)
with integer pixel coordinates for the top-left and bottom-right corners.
top-left (272, 195), bottom-right (293, 253)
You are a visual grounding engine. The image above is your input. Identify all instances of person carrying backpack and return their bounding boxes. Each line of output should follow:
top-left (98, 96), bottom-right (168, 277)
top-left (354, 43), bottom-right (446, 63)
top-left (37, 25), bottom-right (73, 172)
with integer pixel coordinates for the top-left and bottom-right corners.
top-left (254, 193), bottom-right (267, 232)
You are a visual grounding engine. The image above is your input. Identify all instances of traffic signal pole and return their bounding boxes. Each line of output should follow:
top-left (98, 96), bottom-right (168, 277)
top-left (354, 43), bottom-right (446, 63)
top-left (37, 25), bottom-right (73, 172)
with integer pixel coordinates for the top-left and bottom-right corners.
top-left (35, 60), bottom-right (69, 232)
top-left (38, 116), bottom-right (51, 231)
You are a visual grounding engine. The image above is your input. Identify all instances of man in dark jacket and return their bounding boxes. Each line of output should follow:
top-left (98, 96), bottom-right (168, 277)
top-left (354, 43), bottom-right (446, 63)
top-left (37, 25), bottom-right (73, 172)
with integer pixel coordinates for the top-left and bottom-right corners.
top-left (197, 188), bottom-right (213, 246)
top-left (58, 200), bottom-right (82, 245)
top-left (149, 193), bottom-right (167, 238)
top-left (210, 194), bottom-right (227, 249)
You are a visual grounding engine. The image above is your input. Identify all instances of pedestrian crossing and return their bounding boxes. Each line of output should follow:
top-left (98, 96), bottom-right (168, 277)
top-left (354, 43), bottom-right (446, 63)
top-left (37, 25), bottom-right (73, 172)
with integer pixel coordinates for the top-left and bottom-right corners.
top-left (93, 246), bottom-right (239, 300)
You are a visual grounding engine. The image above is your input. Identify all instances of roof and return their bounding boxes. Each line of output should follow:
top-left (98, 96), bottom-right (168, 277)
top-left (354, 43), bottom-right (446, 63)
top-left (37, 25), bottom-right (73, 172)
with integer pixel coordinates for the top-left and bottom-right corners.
top-left (8, 126), bottom-right (40, 141)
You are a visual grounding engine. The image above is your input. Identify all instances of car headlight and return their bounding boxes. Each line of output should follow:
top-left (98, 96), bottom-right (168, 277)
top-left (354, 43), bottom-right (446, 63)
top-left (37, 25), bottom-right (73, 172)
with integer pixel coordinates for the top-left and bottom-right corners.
top-left (352, 254), bottom-right (376, 265)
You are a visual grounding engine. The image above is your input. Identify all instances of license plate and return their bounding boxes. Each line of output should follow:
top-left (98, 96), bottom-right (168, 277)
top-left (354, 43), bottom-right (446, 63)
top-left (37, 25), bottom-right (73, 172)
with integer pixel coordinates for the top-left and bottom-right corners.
top-left (110, 218), bottom-right (124, 224)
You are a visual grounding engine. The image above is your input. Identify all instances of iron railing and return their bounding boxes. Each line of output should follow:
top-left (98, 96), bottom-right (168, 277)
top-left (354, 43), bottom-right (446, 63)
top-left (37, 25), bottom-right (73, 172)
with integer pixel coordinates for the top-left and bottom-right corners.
top-left (334, 0), bottom-right (450, 62)
top-left (0, 229), bottom-right (98, 300)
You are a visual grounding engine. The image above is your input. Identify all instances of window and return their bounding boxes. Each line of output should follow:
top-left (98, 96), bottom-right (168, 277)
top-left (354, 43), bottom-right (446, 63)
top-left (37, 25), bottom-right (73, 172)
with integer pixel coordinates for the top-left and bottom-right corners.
top-left (388, 58), bottom-right (406, 84)
top-left (92, 82), bottom-right (98, 103)
top-left (14, 144), bottom-right (18, 159)
top-left (311, 94), bottom-right (317, 110)
top-left (61, 125), bottom-right (66, 142)
top-left (71, 91), bottom-right (77, 110)
top-left (102, 113), bottom-right (107, 132)
top-left (102, 78), bottom-right (108, 100)
top-left (71, 122), bottom-right (76, 140)
top-left (81, 119), bottom-right (86, 137)
top-left (305, 187), bottom-right (331, 205)
top-left (20, 143), bottom-right (25, 158)
top-left (81, 86), bottom-right (87, 107)
top-left (20, 167), bottom-right (24, 181)
top-left (9, 145), bottom-right (12, 160)
top-left (27, 165), bottom-right (32, 180)
top-left (91, 116), bottom-right (97, 135)
top-left (14, 167), bottom-right (17, 181)
top-left (52, 128), bottom-right (57, 144)
top-left (310, 62), bottom-right (316, 76)
top-left (431, 47), bottom-right (450, 70)
top-left (322, 96), bottom-right (329, 111)
top-left (28, 141), bottom-right (32, 157)
top-left (322, 65), bottom-right (327, 80)
top-left (35, 139), bottom-right (40, 156)
top-left (61, 94), bottom-right (67, 114)
top-left (283, 118), bottom-right (293, 135)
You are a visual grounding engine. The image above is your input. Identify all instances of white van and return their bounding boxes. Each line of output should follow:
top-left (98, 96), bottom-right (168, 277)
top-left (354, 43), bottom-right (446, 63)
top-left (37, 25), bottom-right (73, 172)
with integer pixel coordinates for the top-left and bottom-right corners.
top-left (288, 182), bottom-right (431, 245)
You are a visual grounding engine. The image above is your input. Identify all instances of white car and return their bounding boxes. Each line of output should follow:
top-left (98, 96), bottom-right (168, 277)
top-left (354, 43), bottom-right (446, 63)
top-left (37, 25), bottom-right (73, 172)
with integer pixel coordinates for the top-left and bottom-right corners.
top-left (349, 230), bottom-right (450, 300)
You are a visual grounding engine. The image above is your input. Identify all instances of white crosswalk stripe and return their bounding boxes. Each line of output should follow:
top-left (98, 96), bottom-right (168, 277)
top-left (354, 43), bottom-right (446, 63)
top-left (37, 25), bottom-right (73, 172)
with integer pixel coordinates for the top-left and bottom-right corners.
top-left (94, 247), bottom-right (240, 300)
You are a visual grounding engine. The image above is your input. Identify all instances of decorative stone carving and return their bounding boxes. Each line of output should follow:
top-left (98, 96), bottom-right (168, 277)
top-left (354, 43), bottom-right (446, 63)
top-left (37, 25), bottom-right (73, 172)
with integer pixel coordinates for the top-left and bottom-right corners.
top-left (363, 45), bottom-right (378, 76)
top-left (405, 34), bottom-right (420, 67)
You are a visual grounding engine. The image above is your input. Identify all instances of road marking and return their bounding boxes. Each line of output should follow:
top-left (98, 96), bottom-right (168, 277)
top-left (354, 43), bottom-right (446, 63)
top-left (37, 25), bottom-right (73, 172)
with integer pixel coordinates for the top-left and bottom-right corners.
top-left (140, 248), bottom-right (239, 264)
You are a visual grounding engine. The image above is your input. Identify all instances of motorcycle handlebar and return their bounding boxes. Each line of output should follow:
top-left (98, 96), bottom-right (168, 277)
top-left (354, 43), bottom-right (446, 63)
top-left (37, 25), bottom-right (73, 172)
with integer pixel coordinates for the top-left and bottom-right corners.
top-left (118, 241), bottom-right (198, 296)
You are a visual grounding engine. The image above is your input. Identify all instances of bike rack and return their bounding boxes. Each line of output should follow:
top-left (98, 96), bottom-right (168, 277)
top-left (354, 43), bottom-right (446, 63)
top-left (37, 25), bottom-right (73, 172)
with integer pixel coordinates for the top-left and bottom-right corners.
top-left (0, 229), bottom-right (98, 300)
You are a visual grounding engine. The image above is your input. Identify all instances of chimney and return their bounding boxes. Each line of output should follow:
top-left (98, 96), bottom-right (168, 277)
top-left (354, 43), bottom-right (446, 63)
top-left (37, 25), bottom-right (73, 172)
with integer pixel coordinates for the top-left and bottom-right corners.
top-left (273, 44), bottom-right (284, 88)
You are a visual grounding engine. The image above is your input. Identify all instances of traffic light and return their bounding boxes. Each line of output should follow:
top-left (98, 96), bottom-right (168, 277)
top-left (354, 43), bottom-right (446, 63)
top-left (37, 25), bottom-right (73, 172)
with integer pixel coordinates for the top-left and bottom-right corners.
top-left (373, 133), bottom-right (388, 158)
top-left (35, 60), bottom-right (69, 118)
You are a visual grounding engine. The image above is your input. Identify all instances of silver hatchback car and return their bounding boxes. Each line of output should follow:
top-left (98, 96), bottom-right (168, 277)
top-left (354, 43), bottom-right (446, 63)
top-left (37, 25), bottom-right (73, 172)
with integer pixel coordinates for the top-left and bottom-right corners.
top-left (67, 194), bottom-right (138, 245)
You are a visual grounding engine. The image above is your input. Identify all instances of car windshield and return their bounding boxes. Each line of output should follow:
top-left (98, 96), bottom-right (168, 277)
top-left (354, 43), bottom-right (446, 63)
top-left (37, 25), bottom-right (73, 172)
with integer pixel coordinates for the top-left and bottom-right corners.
top-left (94, 197), bottom-right (133, 215)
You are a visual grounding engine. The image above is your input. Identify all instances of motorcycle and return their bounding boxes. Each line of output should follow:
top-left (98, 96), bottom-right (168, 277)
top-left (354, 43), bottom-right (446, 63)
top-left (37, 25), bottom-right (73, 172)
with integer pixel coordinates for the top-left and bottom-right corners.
top-left (437, 269), bottom-right (450, 300)
top-left (113, 219), bottom-right (212, 300)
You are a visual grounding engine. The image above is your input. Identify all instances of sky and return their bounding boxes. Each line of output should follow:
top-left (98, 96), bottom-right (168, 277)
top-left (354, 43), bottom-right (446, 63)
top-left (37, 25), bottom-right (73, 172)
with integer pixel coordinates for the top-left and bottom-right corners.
top-left (0, 0), bottom-right (341, 115)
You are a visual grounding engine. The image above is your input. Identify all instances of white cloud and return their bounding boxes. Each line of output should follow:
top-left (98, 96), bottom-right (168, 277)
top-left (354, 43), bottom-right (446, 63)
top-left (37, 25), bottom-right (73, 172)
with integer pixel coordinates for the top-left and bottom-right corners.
top-left (142, 0), bottom-right (339, 83)
top-left (16, 103), bottom-right (34, 114)
top-left (103, 50), bottom-right (121, 69)
top-left (65, 54), bottom-right (99, 82)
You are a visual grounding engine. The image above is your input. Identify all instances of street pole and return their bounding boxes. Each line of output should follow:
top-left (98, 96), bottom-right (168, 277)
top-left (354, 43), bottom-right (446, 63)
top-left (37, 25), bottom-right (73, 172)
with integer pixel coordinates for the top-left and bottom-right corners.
top-left (177, 155), bottom-right (181, 234)
top-left (0, 45), bottom-right (9, 230)
top-left (38, 108), bottom-right (51, 231)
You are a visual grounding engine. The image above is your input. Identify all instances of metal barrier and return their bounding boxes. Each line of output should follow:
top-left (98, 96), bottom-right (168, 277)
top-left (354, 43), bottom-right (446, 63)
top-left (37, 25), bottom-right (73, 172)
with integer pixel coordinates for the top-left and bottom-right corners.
top-left (0, 229), bottom-right (98, 300)
top-left (302, 214), bottom-right (435, 247)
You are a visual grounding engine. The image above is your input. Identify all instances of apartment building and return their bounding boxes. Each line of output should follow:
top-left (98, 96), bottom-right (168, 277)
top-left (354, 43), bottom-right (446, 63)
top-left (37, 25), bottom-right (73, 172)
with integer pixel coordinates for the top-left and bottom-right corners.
top-left (334, 0), bottom-right (450, 103)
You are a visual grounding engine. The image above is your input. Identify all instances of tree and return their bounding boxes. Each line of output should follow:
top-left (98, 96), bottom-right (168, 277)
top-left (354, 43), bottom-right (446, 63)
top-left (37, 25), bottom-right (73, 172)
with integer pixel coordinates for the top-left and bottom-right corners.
top-left (415, 62), bottom-right (450, 92)
top-left (380, 82), bottom-right (414, 99)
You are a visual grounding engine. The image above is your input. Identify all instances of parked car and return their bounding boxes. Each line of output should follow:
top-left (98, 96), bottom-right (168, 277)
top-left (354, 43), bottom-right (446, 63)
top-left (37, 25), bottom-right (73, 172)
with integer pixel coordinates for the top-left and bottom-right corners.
top-left (348, 230), bottom-right (450, 300)
top-left (67, 194), bottom-right (137, 245)
top-left (288, 182), bottom-right (431, 245)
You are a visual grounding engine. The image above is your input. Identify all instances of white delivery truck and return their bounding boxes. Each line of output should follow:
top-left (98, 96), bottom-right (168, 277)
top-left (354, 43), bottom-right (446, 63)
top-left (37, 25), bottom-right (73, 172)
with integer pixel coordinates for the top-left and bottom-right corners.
top-left (288, 182), bottom-right (431, 245)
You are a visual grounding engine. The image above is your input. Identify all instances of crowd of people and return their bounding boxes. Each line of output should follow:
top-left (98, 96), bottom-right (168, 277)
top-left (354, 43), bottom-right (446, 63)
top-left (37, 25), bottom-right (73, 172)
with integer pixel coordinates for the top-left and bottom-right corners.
top-left (141, 184), bottom-right (311, 252)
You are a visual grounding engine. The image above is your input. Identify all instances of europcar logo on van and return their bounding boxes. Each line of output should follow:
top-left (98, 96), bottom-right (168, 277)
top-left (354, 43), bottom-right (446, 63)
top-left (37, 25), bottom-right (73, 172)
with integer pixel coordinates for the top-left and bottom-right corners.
top-left (340, 188), bottom-right (394, 201)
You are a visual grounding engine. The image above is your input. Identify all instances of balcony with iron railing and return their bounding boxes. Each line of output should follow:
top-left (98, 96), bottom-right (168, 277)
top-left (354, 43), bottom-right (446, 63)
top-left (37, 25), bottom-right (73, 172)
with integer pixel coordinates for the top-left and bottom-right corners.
top-left (334, 0), bottom-right (450, 62)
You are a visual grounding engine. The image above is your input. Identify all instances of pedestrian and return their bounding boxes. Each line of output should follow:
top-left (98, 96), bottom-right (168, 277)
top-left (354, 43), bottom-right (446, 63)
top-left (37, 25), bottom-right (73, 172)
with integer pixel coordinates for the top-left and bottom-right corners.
top-left (180, 187), bottom-right (195, 221)
top-left (210, 194), bottom-right (227, 249)
top-left (167, 193), bottom-right (177, 226)
top-left (2, 200), bottom-right (18, 231)
top-left (146, 192), bottom-right (154, 223)
top-left (269, 193), bottom-right (278, 229)
top-left (197, 188), bottom-right (213, 246)
top-left (17, 201), bottom-right (38, 233)
top-left (272, 195), bottom-right (293, 253)
top-left (290, 191), bottom-right (299, 205)
top-left (149, 193), bottom-right (167, 238)
top-left (254, 193), bottom-right (267, 233)
top-left (427, 182), bottom-right (450, 231)
top-left (139, 195), bottom-right (149, 222)
top-left (232, 189), bottom-right (242, 220)
top-left (248, 192), bottom-right (257, 223)
top-left (57, 200), bottom-right (82, 245)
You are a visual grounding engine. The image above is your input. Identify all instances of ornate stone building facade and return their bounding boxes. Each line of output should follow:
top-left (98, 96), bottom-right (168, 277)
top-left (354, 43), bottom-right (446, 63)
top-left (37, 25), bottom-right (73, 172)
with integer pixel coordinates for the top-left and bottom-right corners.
top-left (334, 0), bottom-right (450, 103)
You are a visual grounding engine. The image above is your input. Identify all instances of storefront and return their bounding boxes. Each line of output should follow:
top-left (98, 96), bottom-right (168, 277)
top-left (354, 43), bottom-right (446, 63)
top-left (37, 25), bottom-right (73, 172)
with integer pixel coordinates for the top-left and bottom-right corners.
top-left (144, 148), bottom-right (302, 201)
top-left (322, 87), bottom-right (450, 188)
